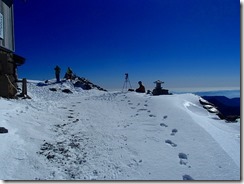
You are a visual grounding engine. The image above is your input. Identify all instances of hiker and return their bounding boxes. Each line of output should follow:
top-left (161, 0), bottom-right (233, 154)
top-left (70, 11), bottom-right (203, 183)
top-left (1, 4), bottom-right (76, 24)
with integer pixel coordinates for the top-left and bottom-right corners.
top-left (65, 67), bottom-right (73, 80)
top-left (54, 65), bottom-right (61, 82)
top-left (136, 81), bottom-right (145, 93)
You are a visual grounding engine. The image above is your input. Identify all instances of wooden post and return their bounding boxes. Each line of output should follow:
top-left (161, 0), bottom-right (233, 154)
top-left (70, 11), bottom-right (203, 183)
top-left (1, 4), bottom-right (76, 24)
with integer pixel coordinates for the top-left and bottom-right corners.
top-left (22, 78), bottom-right (27, 96)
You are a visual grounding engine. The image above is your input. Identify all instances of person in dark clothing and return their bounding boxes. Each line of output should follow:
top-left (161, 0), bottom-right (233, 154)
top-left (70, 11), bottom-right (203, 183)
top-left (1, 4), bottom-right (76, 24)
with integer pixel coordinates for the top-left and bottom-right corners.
top-left (136, 81), bottom-right (145, 93)
top-left (54, 65), bottom-right (61, 82)
top-left (65, 67), bottom-right (73, 80)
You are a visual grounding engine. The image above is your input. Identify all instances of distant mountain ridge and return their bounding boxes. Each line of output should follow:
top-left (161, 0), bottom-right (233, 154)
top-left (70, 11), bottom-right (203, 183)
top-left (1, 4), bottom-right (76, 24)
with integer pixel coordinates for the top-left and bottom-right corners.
top-left (194, 90), bottom-right (240, 99)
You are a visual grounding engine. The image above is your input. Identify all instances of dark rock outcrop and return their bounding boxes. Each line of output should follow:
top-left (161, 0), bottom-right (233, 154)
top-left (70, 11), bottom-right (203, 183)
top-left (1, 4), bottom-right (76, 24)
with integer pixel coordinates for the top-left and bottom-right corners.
top-left (49, 88), bottom-right (57, 92)
top-left (62, 89), bottom-right (73, 94)
top-left (0, 127), bottom-right (8, 134)
top-left (200, 96), bottom-right (240, 123)
top-left (201, 96), bottom-right (240, 117)
top-left (75, 76), bottom-right (107, 92)
top-left (74, 81), bottom-right (92, 90)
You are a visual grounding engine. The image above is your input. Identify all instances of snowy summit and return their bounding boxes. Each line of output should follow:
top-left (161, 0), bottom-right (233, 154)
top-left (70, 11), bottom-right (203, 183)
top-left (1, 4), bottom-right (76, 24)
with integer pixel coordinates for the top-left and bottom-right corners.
top-left (0, 79), bottom-right (240, 180)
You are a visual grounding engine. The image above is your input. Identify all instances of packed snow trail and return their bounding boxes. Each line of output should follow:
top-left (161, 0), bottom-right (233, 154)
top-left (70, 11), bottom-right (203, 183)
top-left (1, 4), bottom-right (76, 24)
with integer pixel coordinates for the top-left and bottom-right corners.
top-left (0, 82), bottom-right (240, 180)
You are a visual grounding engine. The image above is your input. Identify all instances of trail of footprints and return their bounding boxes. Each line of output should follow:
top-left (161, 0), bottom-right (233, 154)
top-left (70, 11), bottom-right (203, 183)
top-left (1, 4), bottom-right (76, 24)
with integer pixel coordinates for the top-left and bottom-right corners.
top-left (127, 98), bottom-right (156, 118)
top-left (125, 96), bottom-right (193, 180)
top-left (122, 97), bottom-right (157, 128)
top-left (37, 102), bottom-right (95, 179)
top-left (59, 95), bottom-right (193, 180)
top-left (40, 95), bottom-right (193, 180)
top-left (160, 116), bottom-right (194, 180)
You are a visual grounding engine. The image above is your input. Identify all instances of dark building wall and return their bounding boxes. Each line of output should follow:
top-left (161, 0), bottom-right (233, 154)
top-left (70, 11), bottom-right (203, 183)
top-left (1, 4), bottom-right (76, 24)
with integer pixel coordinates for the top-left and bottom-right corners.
top-left (0, 51), bottom-right (17, 98)
top-left (0, 0), bottom-right (24, 98)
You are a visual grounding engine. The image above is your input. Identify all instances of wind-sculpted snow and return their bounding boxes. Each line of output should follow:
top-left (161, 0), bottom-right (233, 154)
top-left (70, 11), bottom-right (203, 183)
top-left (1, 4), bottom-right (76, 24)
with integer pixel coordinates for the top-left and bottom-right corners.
top-left (0, 81), bottom-right (240, 180)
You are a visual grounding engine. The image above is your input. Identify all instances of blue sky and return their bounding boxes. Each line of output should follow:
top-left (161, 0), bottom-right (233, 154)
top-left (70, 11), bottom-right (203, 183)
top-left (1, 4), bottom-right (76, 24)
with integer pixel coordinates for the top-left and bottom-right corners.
top-left (14, 0), bottom-right (240, 90)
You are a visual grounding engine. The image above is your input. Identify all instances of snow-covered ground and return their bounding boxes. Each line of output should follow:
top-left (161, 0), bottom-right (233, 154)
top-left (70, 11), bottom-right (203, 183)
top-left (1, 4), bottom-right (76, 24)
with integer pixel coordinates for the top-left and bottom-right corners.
top-left (0, 80), bottom-right (240, 180)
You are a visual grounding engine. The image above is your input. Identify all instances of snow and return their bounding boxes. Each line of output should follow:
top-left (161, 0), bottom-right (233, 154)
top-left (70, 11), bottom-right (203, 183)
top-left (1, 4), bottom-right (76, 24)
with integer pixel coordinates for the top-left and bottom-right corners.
top-left (0, 80), bottom-right (240, 181)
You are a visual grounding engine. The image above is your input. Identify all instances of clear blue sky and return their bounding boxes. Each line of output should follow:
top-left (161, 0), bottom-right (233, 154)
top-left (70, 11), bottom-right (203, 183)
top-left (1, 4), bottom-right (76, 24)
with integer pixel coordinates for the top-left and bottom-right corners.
top-left (14, 0), bottom-right (240, 90)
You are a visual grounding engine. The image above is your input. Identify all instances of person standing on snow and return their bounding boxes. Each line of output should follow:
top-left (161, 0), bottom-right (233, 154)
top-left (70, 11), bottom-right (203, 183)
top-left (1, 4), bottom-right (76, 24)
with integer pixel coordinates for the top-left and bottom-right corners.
top-left (54, 65), bottom-right (61, 83)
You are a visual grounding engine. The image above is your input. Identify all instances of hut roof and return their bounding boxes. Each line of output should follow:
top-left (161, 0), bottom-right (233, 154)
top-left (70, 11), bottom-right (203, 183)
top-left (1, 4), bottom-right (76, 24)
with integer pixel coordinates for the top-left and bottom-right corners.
top-left (13, 53), bottom-right (25, 66)
top-left (154, 80), bottom-right (164, 84)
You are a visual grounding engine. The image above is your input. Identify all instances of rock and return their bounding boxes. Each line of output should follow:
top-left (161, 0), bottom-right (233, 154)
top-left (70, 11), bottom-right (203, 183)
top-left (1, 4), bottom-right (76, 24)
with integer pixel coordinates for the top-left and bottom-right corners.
top-left (200, 96), bottom-right (240, 123)
top-left (203, 105), bottom-right (214, 109)
top-left (207, 107), bottom-right (219, 113)
top-left (0, 127), bottom-right (8, 134)
top-left (62, 89), bottom-right (73, 94)
top-left (76, 76), bottom-right (107, 91)
top-left (225, 115), bottom-right (240, 123)
top-left (36, 82), bottom-right (48, 87)
top-left (217, 113), bottom-right (225, 120)
top-left (47, 155), bottom-right (55, 159)
top-left (199, 97), bottom-right (214, 106)
top-left (49, 88), bottom-right (57, 92)
top-left (201, 96), bottom-right (240, 117)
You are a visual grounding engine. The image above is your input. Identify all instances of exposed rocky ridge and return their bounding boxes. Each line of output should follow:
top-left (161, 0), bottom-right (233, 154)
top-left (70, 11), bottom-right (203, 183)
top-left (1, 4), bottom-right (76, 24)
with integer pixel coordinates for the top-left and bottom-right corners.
top-left (37, 76), bottom-right (107, 93)
top-left (199, 96), bottom-right (240, 122)
top-left (74, 76), bottom-right (107, 92)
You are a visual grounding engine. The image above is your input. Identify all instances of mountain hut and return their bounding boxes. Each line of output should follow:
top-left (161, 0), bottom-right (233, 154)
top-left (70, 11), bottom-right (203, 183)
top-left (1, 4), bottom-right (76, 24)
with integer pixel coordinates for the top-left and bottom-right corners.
top-left (0, 0), bottom-right (25, 98)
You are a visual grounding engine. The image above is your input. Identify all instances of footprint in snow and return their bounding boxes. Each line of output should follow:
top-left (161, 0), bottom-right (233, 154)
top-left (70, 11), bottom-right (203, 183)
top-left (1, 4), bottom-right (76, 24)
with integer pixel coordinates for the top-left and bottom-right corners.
top-left (54, 124), bottom-right (67, 128)
top-left (171, 129), bottom-right (178, 136)
top-left (182, 175), bottom-right (194, 180)
top-left (72, 119), bottom-right (79, 123)
top-left (131, 114), bottom-right (139, 117)
top-left (137, 109), bottom-right (148, 112)
top-left (160, 123), bottom-right (168, 127)
top-left (93, 170), bottom-right (98, 176)
top-left (124, 124), bottom-right (130, 128)
top-left (165, 140), bottom-right (177, 147)
top-left (149, 114), bottom-right (156, 117)
top-left (127, 159), bottom-right (142, 168)
top-left (179, 152), bottom-right (187, 159)
top-left (179, 153), bottom-right (188, 165)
